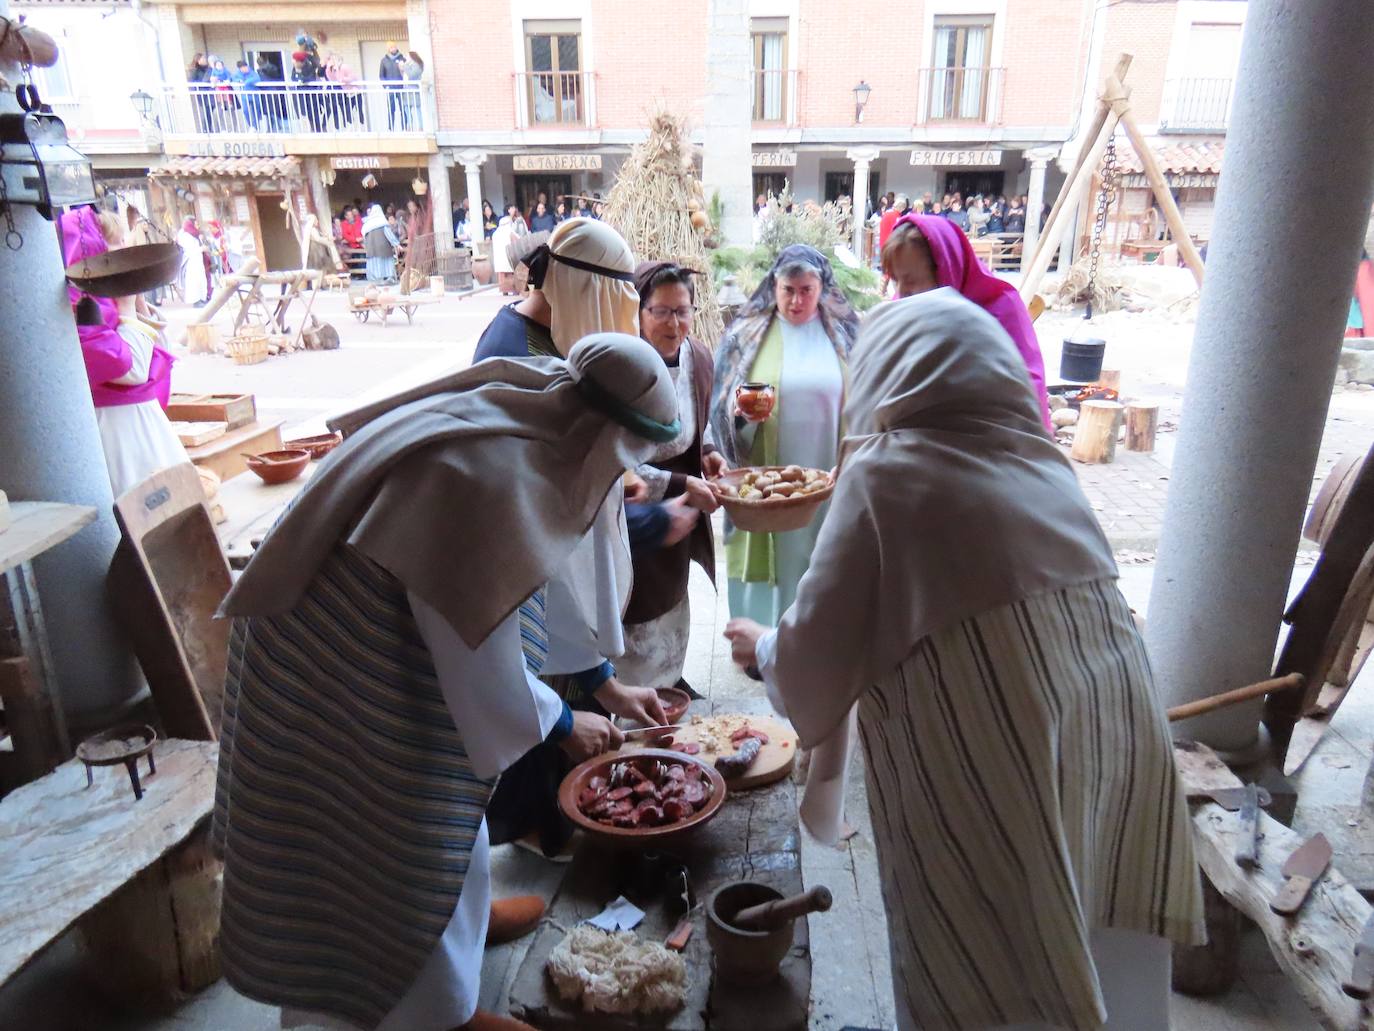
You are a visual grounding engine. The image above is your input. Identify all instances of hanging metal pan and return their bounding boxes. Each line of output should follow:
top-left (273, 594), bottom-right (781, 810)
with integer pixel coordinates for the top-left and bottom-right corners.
top-left (65, 243), bottom-right (183, 297)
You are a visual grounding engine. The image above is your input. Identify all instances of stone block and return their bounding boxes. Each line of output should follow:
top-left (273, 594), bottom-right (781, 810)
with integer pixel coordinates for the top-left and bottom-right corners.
top-left (1339, 346), bottom-right (1374, 384)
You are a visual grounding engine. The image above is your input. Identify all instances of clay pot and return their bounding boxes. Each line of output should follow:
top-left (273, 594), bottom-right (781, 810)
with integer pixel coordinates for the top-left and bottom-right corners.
top-left (707, 881), bottom-right (794, 985)
top-left (245, 448), bottom-right (311, 485)
top-left (282, 431), bottom-right (343, 460)
top-left (735, 382), bottom-right (776, 422)
top-left (655, 686), bottom-right (691, 725)
top-left (557, 748), bottom-right (727, 849)
top-left (472, 256), bottom-right (493, 286)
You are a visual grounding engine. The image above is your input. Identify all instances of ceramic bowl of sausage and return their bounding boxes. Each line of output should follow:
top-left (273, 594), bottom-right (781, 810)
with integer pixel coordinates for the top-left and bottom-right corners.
top-left (710, 465), bottom-right (834, 533)
top-left (558, 748), bottom-right (727, 847)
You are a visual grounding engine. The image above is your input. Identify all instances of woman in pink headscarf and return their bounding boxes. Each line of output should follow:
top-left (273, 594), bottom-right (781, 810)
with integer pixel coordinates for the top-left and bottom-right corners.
top-left (61, 206), bottom-right (188, 496)
top-left (882, 212), bottom-right (1052, 430)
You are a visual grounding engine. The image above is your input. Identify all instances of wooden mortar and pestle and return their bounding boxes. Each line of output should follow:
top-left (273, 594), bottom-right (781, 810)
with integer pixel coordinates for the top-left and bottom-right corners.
top-left (707, 882), bottom-right (832, 985)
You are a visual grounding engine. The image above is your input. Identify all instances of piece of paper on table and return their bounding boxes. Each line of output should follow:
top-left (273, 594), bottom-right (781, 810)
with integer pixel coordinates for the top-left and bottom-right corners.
top-left (584, 895), bottom-right (645, 932)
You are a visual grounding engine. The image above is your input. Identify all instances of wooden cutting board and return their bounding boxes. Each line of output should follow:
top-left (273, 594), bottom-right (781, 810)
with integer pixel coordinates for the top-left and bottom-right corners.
top-left (626, 713), bottom-right (798, 791)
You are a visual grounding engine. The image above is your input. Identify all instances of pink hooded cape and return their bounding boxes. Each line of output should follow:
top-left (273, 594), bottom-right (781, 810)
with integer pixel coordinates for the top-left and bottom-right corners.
top-left (60, 207), bottom-right (175, 409)
top-left (894, 213), bottom-right (1052, 429)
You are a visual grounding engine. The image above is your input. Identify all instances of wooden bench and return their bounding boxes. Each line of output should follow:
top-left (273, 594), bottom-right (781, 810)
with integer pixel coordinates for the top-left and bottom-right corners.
top-left (0, 739), bottom-right (221, 1000)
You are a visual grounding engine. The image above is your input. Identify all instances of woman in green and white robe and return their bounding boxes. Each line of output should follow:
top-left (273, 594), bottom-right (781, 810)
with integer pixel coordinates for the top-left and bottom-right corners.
top-left (706, 244), bottom-right (859, 627)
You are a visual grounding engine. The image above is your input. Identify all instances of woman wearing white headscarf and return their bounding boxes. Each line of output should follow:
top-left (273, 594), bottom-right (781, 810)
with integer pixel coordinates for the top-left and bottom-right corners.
top-left (214, 333), bottom-right (679, 1031)
top-left (362, 203), bottom-right (399, 283)
top-left (725, 290), bottom-right (1203, 1031)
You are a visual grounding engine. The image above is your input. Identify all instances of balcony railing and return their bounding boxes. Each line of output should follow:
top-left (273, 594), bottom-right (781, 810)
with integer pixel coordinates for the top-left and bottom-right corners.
top-left (916, 66), bottom-right (1005, 124)
top-left (1160, 77), bottom-right (1233, 133)
top-left (160, 81), bottom-right (431, 137)
top-left (517, 71), bottom-right (592, 127)
top-left (751, 68), bottom-right (798, 125)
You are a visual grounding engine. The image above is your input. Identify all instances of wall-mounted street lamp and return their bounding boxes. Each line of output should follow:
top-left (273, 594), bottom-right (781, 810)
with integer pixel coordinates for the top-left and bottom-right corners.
top-left (853, 80), bottom-right (872, 124)
top-left (130, 90), bottom-right (155, 121)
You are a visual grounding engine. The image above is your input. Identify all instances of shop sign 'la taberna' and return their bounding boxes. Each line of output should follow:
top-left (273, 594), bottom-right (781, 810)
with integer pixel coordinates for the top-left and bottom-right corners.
top-left (0, 83), bottom-right (95, 247)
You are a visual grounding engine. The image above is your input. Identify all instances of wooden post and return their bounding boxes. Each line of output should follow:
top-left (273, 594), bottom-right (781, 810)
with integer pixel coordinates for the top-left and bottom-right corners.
top-left (1117, 110), bottom-right (1206, 286)
top-left (1125, 401), bottom-right (1160, 452)
top-left (1020, 108), bottom-right (1122, 303)
top-left (1025, 53), bottom-right (1135, 280)
top-left (1070, 400), bottom-right (1123, 464)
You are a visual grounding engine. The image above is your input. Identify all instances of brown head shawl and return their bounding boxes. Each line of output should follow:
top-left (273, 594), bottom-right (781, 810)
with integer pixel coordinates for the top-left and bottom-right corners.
top-left (770, 289), bottom-right (1117, 747)
top-left (220, 333), bottom-right (679, 649)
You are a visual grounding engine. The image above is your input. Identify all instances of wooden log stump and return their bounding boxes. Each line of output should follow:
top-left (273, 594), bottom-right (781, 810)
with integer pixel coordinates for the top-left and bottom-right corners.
top-left (1070, 400), bottom-right (1123, 464)
top-left (1125, 402), bottom-right (1160, 453)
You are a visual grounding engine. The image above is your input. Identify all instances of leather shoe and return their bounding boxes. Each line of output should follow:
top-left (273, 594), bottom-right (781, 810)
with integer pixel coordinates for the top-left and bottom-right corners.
top-left (456, 1010), bottom-right (537, 1031)
top-left (486, 895), bottom-right (545, 945)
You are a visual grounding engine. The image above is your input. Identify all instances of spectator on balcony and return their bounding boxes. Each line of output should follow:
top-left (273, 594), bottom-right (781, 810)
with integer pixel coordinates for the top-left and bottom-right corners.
top-left (341, 206), bottom-right (364, 252)
top-left (380, 42), bottom-right (407, 130)
top-left (290, 50), bottom-right (325, 132)
top-left (207, 57), bottom-right (237, 132)
top-left (253, 54), bottom-right (285, 131)
top-left (529, 201), bottom-right (557, 234)
top-left (362, 203), bottom-right (400, 284)
top-left (187, 53), bottom-right (213, 132)
top-left (323, 54), bottom-right (359, 131)
top-left (405, 51), bottom-right (425, 128)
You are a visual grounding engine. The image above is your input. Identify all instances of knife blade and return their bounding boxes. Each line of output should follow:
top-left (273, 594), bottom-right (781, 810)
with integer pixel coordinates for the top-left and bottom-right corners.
top-left (1233, 783), bottom-right (1261, 869)
top-left (1343, 911), bottom-right (1374, 1000)
top-left (1270, 833), bottom-right (1333, 916)
top-left (1188, 785), bottom-right (1272, 811)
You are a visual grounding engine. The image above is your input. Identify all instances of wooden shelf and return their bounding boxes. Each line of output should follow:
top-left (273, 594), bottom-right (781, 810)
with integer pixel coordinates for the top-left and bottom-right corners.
top-left (0, 503), bottom-right (96, 578)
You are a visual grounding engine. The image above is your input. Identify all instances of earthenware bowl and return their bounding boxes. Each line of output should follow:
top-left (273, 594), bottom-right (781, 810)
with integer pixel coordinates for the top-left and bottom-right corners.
top-left (558, 748), bottom-right (727, 848)
top-left (245, 448), bottom-right (311, 485)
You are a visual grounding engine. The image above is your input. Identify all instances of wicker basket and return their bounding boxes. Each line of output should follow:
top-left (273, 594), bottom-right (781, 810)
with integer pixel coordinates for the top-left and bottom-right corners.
top-left (712, 466), bottom-right (834, 533)
top-left (228, 326), bottom-right (269, 366)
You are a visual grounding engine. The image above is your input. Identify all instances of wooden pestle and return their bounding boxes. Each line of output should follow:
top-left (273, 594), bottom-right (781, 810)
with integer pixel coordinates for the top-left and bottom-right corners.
top-left (732, 885), bottom-right (833, 931)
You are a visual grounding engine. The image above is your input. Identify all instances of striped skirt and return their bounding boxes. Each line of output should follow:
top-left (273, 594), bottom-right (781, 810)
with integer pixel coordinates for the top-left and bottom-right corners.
top-left (858, 578), bottom-right (1204, 1031)
top-left (212, 544), bottom-right (498, 1029)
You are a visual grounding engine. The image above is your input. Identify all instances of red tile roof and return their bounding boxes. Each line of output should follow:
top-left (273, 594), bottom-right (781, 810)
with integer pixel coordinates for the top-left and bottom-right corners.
top-left (1114, 138), bottom-right (1224, 176)
top-left (151, 156), bottom-right (302, 179)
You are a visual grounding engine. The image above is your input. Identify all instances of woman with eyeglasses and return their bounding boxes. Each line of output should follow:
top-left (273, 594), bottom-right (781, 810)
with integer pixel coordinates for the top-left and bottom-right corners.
top-left (616, 262), bottom-right (725, 695)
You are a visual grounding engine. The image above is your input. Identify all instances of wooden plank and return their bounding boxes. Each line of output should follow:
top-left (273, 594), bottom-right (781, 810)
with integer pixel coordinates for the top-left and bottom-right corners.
top-left (1175, 742), bottom-right (1374, 1031)
top-left (166, 393), bottom-right (256, 430)
top-left (0, 657), bottom-right (63, 787)
top-left (509, 697), bottom-right (810, 1031)
top-left (175, 421), bottom-right (228, 448)
top-left (0, 738), bottom-right (218, 986)
top-left (112, 465), bottom-right (232, 741)
top-left (184, 419), bottom-right (285, 482)
top-left (0, 503), bottom-right (96, 578)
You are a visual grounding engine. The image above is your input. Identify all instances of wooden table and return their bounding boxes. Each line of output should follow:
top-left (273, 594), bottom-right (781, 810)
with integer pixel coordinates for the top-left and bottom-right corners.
top-left (0, 502), bottom-right (97, 771)
top-left (215, 463), bottom-right (315, 569)
top-left (509, 696), bottom-right (811, 1031)
top-left (0, 739), bottom-right (220, 996)
top-left (184, 418), bottom-right (285, 482)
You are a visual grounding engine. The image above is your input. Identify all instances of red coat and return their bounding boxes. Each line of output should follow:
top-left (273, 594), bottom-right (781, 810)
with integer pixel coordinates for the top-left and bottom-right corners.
top-left (341, 218), bottom-right (363, 249)
top-left (878, 208), bottom-right (903, 251)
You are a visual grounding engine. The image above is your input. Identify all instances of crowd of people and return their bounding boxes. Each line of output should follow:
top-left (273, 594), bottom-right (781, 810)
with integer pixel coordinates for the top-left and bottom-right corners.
top-left (873, 189), bottom-right (1034, 238)
top-left (332, 198), bottom-right (427, 283)
top-left (206, 209), bottom-right (1204, 1031)
top-left (452, 190), bottom-right (606, 248)
top-left (184, 33), bottom-right (425, 135)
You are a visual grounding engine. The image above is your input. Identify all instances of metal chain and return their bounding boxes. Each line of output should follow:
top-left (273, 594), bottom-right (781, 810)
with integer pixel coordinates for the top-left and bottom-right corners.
top-left (0, 171), bottom-right (21, 251)
top-left (1084, 136), bottom-right (1118, 319)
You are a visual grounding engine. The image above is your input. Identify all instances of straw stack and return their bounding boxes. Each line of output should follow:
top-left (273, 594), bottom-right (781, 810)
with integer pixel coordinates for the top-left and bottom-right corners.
top-left (602, 112), bottom-right (726, 350)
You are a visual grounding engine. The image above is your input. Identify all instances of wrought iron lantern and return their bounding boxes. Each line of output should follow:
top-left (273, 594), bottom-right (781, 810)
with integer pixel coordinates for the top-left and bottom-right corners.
top-left (852, 80), bottom-right (872, 124)
top-left (0, 86), bottom-right (95, 223)
top-left (130, 89), bottom-right (155, 121)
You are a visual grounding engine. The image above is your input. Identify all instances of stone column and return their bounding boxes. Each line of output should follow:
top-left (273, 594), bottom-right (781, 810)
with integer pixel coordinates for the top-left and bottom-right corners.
top-left (702, 0), bottom-right (753, 245)
top-left (1021, 148), bottom-right (1054, 272)
top-left (0, 0), bottom-right (142, 732)
top-left (847, 147), bottom-right (880, 260)
top-left (458, 149), bottom-right (486, 254)
top-left (1145, 0), bottom-right (1374, 754)
top-left (427, 152), bottom-right (454, 252)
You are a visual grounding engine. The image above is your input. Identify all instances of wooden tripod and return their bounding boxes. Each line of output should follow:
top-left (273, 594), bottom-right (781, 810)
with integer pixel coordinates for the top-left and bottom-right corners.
top-left (1018, 53), bottom-right (1206, 305)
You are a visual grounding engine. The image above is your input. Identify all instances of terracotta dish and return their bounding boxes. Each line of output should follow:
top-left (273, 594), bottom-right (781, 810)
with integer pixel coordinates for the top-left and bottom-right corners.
top-left (559, 749), bottom-right (727, 848)
top-left (65, 243), bottom-right (183, 297)
top-left (283, 431), bottom-right (343, 460)
top-left (711, 466), bottom-right (834, 533)
top-left (245, 448), bottom-right (311, 485)
top-left (655, 686), bottom-right (691, 725)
